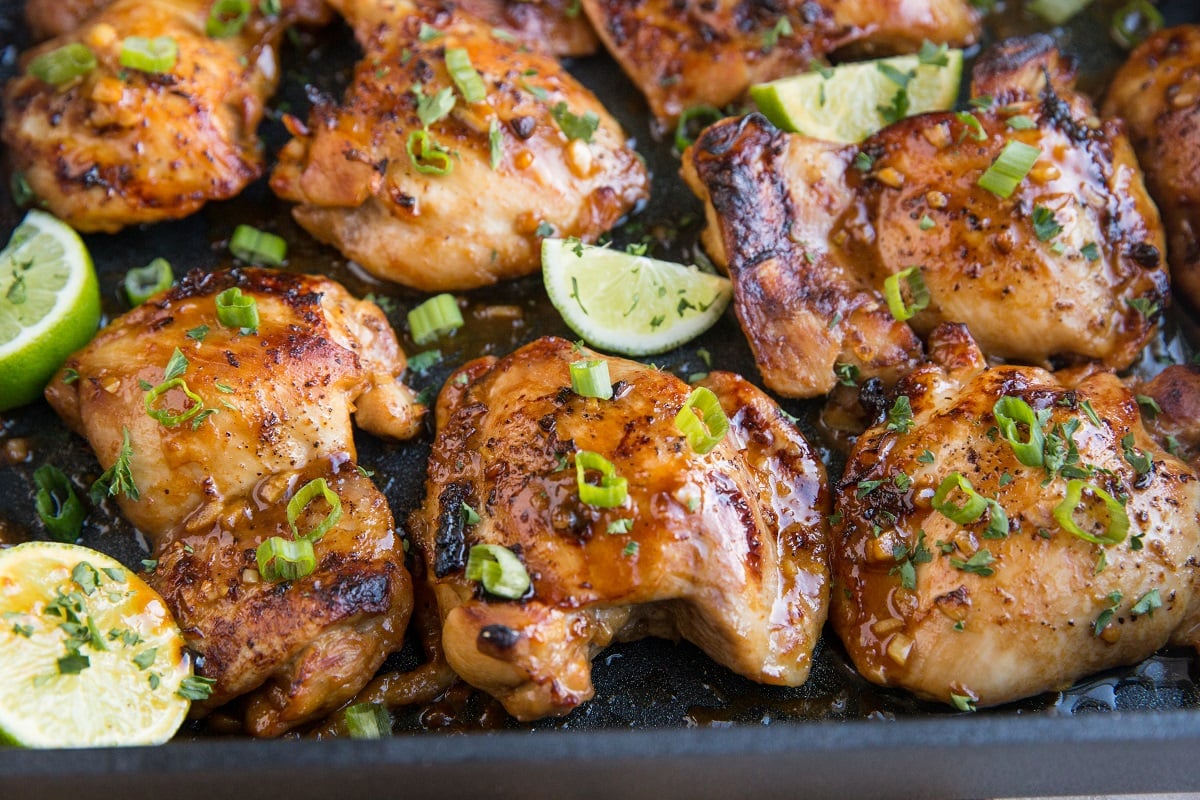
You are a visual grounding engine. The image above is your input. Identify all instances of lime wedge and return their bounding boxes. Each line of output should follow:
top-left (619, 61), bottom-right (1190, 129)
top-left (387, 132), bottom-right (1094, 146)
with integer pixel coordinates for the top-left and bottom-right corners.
top-left (542, 239), bottom-right (732, 356)
top-left (0, 210), bottom-right (101, 410)
top-left (0, 542), bottom-right (193, 748)
top-left (750, 48), bottom-right (964, 143)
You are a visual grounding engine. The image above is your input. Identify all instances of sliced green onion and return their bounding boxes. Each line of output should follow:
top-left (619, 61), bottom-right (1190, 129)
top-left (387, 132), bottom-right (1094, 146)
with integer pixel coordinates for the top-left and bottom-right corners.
top-left (977, 141), bottom-right (1041, 199)
top-left (882, 266), bottom-right (930, 322)
top-left (206, 0), bottom-right (251, 37)
top-left (256, 536), bottom-right (316, 582)
top-left (144, 378), bottom-right (204, 427)
top-left (675, 105), bottom-right (724, 152)
top-left (10, 172), bottom-right (33, 207)
top-left (124, 258), bottom-right (174, 306)
top-left (445, 48), bottom-right (486, 104)
top-left (215, 287), bottom-right (259, 332)
top-left (119, 36), bottom-right (178, 74)
top-left (33, 464), bottom-right (86, 542)
top-left (406, 130), bottom-right (454, 176)
top-left (286, 478), bottom-right (343, 542)
top-left (993, 396), bottom-right (1045, 467)
top-left (465, 544), bottom-right (530, 599)
top-left (1053, 479), bottom-right (1129, 546)
top-left (675, 386), bottom-right (729, 455)
top-left (570, 359), bottom-right (613, 400)
top-left (230, 224), bottom-right (287, 265)
top-left (575, 450), bottom-right (628, 508)
top-left (27, 43), bottom-right (96, 85)
top-left (932, 472), bottom-right (988, 524)
top-left (1111, 0), bottom-right (1163, 49)
top-left (1027, 0), bottom-right (1093, 25)
top-left (488, 118), bottom-right (503, 170)
top-left (408, 293), bottom-right (463, 345)
top-left (343, 703), bottom-right (391, 739)
top-left (955, 111), bottom-right (987, 142)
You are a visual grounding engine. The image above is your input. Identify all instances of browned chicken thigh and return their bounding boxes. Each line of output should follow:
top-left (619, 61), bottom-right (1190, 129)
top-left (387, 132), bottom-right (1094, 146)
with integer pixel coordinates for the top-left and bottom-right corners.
top-left (23, 0), bottom-right (331, 40)
top-left (583, 0), bottom-right (981, 124)
top-left (2, 0), bottom-right (303, 233)
top-left (271, 0), bottom-right (648, 291)
top-left (683, 35), bottom-right (1168, 399)
top-left (830, 323), bottom-right (1200, 709)
top-left (407, 337), bottom-right (830, 720)
top-left (453, 0), bottom-right (598, 56)
top-left (44, 269), bottom-right (423, 736)
top-left (1105, 25), bottom-right (1200, 313)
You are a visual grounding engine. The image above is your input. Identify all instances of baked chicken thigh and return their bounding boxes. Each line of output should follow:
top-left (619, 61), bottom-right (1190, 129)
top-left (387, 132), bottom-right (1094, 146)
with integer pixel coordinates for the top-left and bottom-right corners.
top-left (3, 0), bottom-right (301, 233)
top-left (407, 337), bottom-right (830, 720)
top-left (583, 0), bottom-right (981, 124)
top-left (45, 269), bottom-right (423, 736)
top-left (830, 323), bottom-right (1200, 709)
top-left (271, 0), bottom-right (648, 291)
top-left (683, 35), bottom-right (1168, 398)
top-left (1104, 25), bottom-right (1200, 312)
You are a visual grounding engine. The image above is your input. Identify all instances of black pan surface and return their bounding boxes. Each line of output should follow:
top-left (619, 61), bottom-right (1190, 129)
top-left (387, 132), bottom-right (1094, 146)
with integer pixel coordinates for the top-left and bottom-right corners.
top-left (2, 0), bottom-right (1200, 796)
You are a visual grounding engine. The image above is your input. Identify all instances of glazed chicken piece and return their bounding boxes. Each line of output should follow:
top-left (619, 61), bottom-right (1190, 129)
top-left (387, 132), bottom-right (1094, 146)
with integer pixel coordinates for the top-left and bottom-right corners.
top-left (582, 0), bottom-right (981, 124)
top-left (830, 323), bottom-right (1200, 709)
top-left (2, 0), bottom-right (308, 233)
top-left (45, 269), bottom-right (423, 737)
top-left (23, 0), bottom-right (331, 40)
top-left (271, 0), bottom-right (648, 291)
top-left (1104, 25), bottom-right (1200, 313)
top-left (683, 35), bottom-right (1168, 399)
top-left (453, 0), bottom-right (598, 57)
top-left (407, 337), bottom-right (830, 720)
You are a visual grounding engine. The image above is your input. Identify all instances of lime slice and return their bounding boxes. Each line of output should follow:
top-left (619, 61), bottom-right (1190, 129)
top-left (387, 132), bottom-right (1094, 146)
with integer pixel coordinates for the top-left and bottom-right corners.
top-left (0, 542), bottom-right (193, 748)
top-left (542, 239), bottom-right (732, 356)
top-left (0, 210), bottom-right (101, 411)
top-left (750, 49), bottom-right (964, 143)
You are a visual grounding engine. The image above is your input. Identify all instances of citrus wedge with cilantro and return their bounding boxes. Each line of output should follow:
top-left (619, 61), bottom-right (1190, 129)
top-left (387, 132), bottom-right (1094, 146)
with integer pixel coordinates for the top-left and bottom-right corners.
top-left (0, 209), bottom-right (101, 411)
top-left (750, 46), bottom-right (964, 143)
top-left (0, 541), bottom-right (195, 748)
top-left (542, 239), bottom-right (732, 356)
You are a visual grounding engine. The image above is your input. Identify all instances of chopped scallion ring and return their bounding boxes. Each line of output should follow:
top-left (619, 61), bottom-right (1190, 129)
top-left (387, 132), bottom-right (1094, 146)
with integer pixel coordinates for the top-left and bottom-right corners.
top-left (144, 378), bottom-right (205, 427)
top-left (27, 43), bottom-right (96, 85)
top-left (882, 266), bottom-right (930, 322)
top-left (230, 224), bottom-right (287, 265)
top-left (215, 287), bottom-right (259, 332)
top-left (206, 0), bottom-right (252, 37)
top-left (256, 536), bottom-right (316, 582)
top-left (675, 386), bottom-right (729, 455)
top-left (33, 464), bottom-right (86, 542)
top-left (674, 105), bottom-right (723, 152)
top-left (124, 257), bottom-right (174, 306)
top-left (119, 36), bottom-right (179, 74)
top-left (465, 543), bottom-right (530, 599)
top-left (932, 472), bottom-right (988, 524)
top-left (343, 703), bottom-right (391, 739)
top-left (406, 130), bottom-right (454, 176)
top-left (977, 140), bottom-right (1041, 199)
top-left (1111, 0), bottom-right (1163, 49)
top-left (286, 478), bottom-right (343, 542)
top-left (445, 48), bottom-right (486, 104)
top-left (993, 396), bottom-right (1045, 467)
top-left (570, 358), bottom-right (613, 399)
top-left (1053, 479), bottom-right (1129, 546)
top-left (575, 450), bottom-right (629, 508)
top-left (408, 293), bottom-right (463, 345)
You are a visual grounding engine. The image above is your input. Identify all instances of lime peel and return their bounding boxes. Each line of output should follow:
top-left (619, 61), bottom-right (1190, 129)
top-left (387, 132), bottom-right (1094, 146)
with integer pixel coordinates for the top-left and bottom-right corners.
top-left (542, 239), bottom-right (732, 356)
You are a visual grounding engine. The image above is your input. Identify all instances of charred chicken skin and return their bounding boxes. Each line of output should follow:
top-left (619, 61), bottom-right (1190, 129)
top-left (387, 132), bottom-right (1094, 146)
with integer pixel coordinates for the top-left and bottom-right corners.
top-left (2, 0), bottom-right (307, 233)
top-left (44, 269), bottom-right (423, 736)
top-left (407, 337), bottom-right (830, 720)
top-left (683, 35), bottom-right (1169, 399)
top-left (583, 0), bottom-right (981, 124)
top-left (830, 323), bottom-right (1200, 709)
top-left (270, 0), bottom-right (648, 291)
top-left (1104, 25), bottom-right (1200, 313)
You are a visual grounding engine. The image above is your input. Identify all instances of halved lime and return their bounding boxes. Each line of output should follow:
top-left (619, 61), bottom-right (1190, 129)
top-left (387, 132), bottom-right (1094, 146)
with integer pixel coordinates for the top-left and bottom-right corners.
top-left (750, 48), bottom-right (964, 143)
top-left (0, 210), bottom-right (101, 411)
top-left (542, 239), bottom-right (732, 356)
top-left (0, 541), bottom-right (192, 748)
